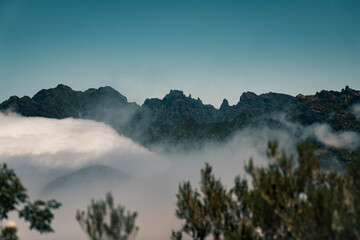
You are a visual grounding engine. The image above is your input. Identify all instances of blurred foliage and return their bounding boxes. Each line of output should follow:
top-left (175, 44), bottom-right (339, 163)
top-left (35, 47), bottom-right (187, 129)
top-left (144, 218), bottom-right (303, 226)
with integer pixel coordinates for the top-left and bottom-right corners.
top-left (172, 141), bottom-right (360, 240)
top-left (0, 163), bottom-right (61, 240)
top-left (0, 226), bottom-right (18, 240)
top-left (76, 192), bottom-right (138, 240)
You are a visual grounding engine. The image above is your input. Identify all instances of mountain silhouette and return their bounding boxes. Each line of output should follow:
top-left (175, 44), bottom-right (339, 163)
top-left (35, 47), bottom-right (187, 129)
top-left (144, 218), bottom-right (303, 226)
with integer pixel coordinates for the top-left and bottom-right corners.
top-left (1, 84), bottom-right (360, 165)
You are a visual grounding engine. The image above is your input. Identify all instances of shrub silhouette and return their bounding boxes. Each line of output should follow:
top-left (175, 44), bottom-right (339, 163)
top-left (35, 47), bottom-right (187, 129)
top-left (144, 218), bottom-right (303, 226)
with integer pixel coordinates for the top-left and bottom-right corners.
top-left (0, 163), bottom-right (61, 240)
top-left (172, 141), bottom-right (360, 240)
top-left (76, 192), bottom-right (138, 240)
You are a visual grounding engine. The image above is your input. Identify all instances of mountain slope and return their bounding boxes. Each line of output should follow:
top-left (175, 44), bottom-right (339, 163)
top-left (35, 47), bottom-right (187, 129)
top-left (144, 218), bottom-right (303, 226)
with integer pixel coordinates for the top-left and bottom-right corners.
top-left (1, 84), bottom-right (360, 148)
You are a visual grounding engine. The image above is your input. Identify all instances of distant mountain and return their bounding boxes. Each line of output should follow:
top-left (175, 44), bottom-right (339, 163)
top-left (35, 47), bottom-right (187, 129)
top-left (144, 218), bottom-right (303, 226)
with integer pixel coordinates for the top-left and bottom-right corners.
top-left (1, 84), bottom-right (130, 118)
top-left (0, 84), bottom-right (139, 134)
top-left (42, 164), bottom-right (126, 194)
top-left (1, 84), bottom-right (360, 164)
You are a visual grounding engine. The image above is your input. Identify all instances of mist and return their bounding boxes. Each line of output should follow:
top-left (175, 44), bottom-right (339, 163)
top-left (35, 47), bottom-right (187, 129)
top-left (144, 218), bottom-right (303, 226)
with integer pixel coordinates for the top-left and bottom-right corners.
top-left (352, 103), bottom-right (360, 121)
top-left (0, 112), bottom-right (359, 240)
top-left (305, 124), bottom-right (360, 150)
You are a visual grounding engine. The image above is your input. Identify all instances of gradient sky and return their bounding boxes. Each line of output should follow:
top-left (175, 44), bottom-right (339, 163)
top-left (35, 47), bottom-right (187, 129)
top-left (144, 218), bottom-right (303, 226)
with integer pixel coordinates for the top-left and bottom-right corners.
top-left (1, 0), bottom-right (359, 107)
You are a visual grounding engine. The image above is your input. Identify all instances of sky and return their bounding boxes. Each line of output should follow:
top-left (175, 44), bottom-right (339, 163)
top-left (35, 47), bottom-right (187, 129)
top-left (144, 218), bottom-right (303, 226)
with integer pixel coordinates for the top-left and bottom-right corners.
top-left (0, 0), bottom-right (359, 107)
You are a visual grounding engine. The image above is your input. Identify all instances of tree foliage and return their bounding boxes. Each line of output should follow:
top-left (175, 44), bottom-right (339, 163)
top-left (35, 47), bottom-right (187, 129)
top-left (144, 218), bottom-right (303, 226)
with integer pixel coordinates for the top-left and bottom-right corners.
top-left (0, 225), bottom-right (18, 240)
top-left (0, 163), bottom-right (61, 240)
top-left (76, 192), bottom-right (139, 240)
top-left (172, 141), bottom-right (360, 240)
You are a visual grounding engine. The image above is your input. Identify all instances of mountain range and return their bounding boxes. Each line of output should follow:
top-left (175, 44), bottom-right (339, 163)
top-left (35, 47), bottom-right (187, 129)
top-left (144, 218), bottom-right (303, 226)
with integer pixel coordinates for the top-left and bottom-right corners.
top-left (1, 84), bottom-right (360, 165)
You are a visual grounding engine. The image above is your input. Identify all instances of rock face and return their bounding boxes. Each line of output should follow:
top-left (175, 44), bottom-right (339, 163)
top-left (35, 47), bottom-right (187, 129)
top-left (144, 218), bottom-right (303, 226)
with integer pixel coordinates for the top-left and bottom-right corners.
top-left (0, 84), bottom-right (140, 137)
top-left (1, 84), bottom-right (135, 119)
top-left (1, 84), bottom-right (360, 150)
top-left (291, 86), bottom-right (360, 132)
top-left (142, 90), bottom-right (217, 125)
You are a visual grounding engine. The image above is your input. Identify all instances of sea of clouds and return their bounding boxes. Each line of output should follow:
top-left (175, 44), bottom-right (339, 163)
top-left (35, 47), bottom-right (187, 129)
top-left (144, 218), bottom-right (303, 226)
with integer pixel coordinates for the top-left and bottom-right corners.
top-left (0, 111), bottom-right (359, 240)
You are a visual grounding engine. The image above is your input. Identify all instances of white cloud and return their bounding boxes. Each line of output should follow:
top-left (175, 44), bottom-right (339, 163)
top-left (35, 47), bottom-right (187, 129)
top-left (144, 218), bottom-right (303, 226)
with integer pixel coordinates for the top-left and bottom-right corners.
top-left (0, 113), bottom-right (149, 168)
top-left (306, 124), bottom-right (360, 150)
top-left (1, 112), bottom-right (359, 240)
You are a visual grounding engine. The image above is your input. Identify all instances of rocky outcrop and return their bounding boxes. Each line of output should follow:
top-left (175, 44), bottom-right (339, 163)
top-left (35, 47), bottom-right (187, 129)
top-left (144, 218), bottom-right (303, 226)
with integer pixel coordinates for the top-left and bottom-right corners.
top-left (291, 86), bottom-right (360, 132)
top-left (142, 90), bottom-right (217, 125)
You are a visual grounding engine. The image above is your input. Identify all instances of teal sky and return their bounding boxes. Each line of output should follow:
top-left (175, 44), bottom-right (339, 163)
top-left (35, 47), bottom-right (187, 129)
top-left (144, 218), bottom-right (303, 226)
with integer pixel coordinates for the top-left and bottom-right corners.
top-left (1, 0), bottom-right (359, 107)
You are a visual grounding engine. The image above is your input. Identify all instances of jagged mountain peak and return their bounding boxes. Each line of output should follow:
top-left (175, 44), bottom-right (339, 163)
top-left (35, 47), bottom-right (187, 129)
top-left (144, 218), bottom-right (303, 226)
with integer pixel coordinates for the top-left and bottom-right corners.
top-left (33, 84), bottom-right (77, 102)
top-left (84, 86), bottom-right (128, 103)
top-left (239, 91), bottom-right (258, 102)
top-left (162, 89), bottom-right (203, 104)
top-left (220, 99), bottom-right (229, 109)
top-left (239, 91), bottom-right (294, 103)
top-left (166, 89), bottom-right (185, 97)
top-left (162, 90), bottom-right (186, 102)
top-left (141, 89), bottom-right (216, 125)
top-left (56, 83), bottom-right (72, 90)
top-left (341, 85), bottom-right (360, 96)
top-left (143, 89), bottom-right (205, 108)
top-left (298, 85), bottom-right (360, 103)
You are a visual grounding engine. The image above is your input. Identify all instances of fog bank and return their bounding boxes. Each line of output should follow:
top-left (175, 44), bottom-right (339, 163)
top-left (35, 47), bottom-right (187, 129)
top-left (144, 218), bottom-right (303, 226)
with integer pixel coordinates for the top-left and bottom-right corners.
top-left (0, 113), bottom-right (359, 240)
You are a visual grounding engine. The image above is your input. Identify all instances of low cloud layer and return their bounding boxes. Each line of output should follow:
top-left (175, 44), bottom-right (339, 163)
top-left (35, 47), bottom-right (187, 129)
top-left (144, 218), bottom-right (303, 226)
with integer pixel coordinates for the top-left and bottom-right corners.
top-left (271, 113), bottom-right (360, 150)
top-left (0, 113), bottom-right (150, 168)
top-left (0, 112), bottom-right (359, 240)
top-left (306, 124), bottom-right (360, 150)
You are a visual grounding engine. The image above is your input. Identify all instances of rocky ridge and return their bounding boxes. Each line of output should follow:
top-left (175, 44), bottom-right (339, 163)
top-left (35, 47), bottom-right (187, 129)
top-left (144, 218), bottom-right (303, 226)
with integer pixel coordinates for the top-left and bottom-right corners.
top-left (1, 84), bottom-right (360, 163)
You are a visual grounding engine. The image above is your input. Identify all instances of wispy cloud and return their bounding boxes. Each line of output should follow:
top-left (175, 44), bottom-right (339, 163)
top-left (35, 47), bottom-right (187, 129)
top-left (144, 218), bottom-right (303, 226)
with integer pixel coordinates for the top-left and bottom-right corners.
top-left (305, 124), bottom-right (360, 150)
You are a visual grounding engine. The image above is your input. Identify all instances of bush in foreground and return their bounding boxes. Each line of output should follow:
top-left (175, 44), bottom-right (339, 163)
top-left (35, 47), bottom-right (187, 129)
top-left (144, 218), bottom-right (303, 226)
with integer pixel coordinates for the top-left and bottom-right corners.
top-left (76, 192), bottom-right (138, 240)
top-left (172, 141), bottom-right (360, 240)
top-left (0, 163), bottom-right (61, 240)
